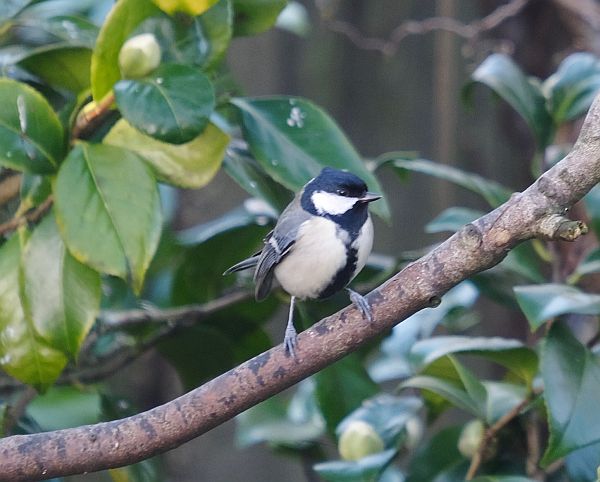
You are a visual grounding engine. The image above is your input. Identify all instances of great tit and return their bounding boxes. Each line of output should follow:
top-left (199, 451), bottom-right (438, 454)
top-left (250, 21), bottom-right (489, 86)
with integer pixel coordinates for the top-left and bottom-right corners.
top-left (225, 167), bottom-right (381, 357)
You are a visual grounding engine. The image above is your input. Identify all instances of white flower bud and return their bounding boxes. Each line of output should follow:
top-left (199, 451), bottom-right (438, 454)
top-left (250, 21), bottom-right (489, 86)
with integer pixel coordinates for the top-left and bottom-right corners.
top-left (118, 33), bottom-right (161, 79)
top-left (338, 420), bottom-right (385, 461)
top-left (458, 419), bottom-right (485, 458)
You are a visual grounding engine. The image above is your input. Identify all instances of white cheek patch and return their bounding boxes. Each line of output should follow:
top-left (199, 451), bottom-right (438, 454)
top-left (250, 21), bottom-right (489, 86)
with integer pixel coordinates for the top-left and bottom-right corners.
top-left (311, 191), bottom-right (358, 215)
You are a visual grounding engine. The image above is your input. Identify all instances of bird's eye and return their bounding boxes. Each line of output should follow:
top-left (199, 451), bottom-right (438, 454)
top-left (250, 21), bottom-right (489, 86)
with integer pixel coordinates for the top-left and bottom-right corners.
top-left (337, 188), bottom-right (349, 197)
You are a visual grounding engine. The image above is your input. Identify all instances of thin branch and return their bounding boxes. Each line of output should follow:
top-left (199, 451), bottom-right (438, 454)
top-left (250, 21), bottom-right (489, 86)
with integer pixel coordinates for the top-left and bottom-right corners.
top-left (2, 92), bottom-right (600, 482)
top-left (71, 92), bottom-right (116, 141)
top-left (0, 196), bottom-right (53, 237)
top-left (466, 396), bottom-right (533, 480)
top-left (319, 0), bottom-right (531, 56)
top-left (2, 387), bottom-right (37, 436)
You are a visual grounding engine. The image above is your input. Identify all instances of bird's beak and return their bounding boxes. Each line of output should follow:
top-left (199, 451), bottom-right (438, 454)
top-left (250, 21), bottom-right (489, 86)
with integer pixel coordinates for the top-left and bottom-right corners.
top-left (358, 192), bottom-right (382, 203)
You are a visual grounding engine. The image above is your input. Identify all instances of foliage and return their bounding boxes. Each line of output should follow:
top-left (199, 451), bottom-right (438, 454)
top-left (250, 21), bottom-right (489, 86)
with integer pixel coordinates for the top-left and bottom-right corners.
top-left (0, 2), bottom-right (600, 481)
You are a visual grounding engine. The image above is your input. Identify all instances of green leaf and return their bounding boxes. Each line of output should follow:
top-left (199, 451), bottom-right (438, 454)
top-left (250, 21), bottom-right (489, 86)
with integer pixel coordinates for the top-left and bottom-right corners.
top-left (385, 158), bottom-right (511, 207)
top-left (544, 53), bottom-right (600, 124)
top-left (136, 0), bottom-right (232, 70)
top-left (223, 144), bottom-right (292, 212)
top-left (406, 426), bottom-right (467, 482)
top-left (572, 247), bottom-right (600, 278)
top-left (541, 322), bottom-right (600, 465)
top-left (91, 0), bottom-right (162, 100)
top-left (465, 53), bottom-right (554, 148)
top-left (104, 119), bottom-right (227, 188)
top-left (21, 213), bottom-right (101, 359)
top-left (232, 0), bottom-right (287, 36)
top-left (27, 386), bottom-right (101, 430)
top-left (54, 142), bottom-right (162, 293)
top-left (409, 336), bottom-right (538, 384)
top-left (425, 207), bottom-right (484, 233)
top-left (177, 199), bottom-right (276, 246)
top-left (0, 235), bottom-right (68, 390)
top-left (20, 173), bottom-right (52, 210)
top-left (114, 63), bottom-right (215, 144)
top-left (232, 96), bottom-right (390, 220)
top-left (0, 78), bottom-right (65, 173)
top-left (565, 440), bottom-right (600, 482)
top-left (19, 47), bottom-right (92, 93)
top-left (0, 0), bottom-right (31, 22)
top-left (314, 449), bottom-right (397, 482)
top-left (315, 355), bottom-right (379, 435)
top-left (481, 381), bottom-right (528, 425)
top-left (236, 381), bottom-right (325, 448)
top-left (514, 284), bottom-right (600, 331)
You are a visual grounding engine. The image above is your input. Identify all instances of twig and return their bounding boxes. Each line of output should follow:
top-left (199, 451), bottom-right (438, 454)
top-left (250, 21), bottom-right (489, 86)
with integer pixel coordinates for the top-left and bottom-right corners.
top-left (2, 386), bottom-right (37, 436)
top-left (71, 92), bottom-right (116, 141)
top-left (0, 196), bottom-right (53, 237)
top-left (319, 0), bottom-right (531, 56)
top-left (0, 175), bottom-right (21, 208)
top-left (2, 91), bottom-right (600, 482)
top-left (466, 396), bottom-right (532, 480)
top-left (100, 290), bottom-right (252, 330)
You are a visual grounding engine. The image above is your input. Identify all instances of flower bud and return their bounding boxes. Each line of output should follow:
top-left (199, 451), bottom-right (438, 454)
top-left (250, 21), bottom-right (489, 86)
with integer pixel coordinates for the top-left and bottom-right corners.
top-left (458, 419), bottom-right (484, 458)
top-left (118, 33), bottom-right (161, 79)
top-left (338, 420), bottom-right (385, 461)
top-left (404, 416), bottom-right (423, 449)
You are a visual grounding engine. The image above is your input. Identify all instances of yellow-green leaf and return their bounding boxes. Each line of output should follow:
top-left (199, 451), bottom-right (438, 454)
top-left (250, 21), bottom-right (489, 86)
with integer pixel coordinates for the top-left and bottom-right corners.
top-left (152, 0), bottom-right (219, 15)
top-left (104, 119), bottom-right (228, 188)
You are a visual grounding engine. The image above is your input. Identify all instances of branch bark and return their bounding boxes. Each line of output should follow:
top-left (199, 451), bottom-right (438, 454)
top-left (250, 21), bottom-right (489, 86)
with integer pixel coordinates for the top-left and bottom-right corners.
top-left (1, 94), bottom-right (600, 481)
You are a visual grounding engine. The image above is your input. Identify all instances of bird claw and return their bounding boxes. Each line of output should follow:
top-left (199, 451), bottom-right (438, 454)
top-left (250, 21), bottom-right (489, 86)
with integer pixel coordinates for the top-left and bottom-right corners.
top-left (284, 324), bottom-right (298, 359)
top-left (347, 288), bottom-right (373, 322)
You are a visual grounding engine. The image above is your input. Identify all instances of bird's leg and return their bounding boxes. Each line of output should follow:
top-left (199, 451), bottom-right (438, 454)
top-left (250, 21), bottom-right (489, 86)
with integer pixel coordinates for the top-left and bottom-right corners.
top-left (347, 288), bottom-right (373, 322)
top-left (284, 295), bottom-right (298, 358)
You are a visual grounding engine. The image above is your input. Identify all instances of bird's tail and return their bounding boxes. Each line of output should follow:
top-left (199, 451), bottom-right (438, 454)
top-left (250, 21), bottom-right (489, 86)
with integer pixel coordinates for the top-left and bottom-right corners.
top-left (223, 255), bottom-right (260, 275)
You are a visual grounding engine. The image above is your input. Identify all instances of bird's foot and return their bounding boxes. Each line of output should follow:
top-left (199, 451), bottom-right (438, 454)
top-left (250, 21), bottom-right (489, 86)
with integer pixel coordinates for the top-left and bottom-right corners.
top-left (284, 323), bottom-right (298, 359)
top-left (347, 288), bottom-right (373, 322)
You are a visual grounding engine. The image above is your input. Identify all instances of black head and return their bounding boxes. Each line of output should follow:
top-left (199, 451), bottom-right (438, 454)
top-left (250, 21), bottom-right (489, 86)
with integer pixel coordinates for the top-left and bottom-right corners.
top-left (306, 167), bottom-right (368, 199)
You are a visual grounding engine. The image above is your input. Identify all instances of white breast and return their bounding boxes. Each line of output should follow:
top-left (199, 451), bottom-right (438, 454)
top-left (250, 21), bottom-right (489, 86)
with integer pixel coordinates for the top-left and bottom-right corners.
top-left (274, 216), bottom-right (347, 299)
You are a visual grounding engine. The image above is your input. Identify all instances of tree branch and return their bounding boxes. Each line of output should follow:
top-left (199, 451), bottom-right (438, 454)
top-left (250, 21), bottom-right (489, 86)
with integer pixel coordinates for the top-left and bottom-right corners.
top-left (1, 93), bottom-right (600, 481)
top-left (319, 0), bottom-right (531, 56)
top-left (0, 196), bottom-right (53, 237)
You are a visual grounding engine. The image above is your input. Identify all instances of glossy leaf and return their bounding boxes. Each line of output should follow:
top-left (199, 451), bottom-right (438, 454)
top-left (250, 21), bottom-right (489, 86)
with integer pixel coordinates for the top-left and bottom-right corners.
top-left (465, 53), bottom-right (554, 148)
top-left (315, 355), bottom-right (380, 435)
top-left (21, 213), bottom-right (101, 359)
top-left (406, 426), bottom-right (467, 482)
top-left (177, 198), bottom-right (276, 246)
top-left (136, 0), bottom-right (232, 70)
top-left (541, 322), bottom-right (600, 465)
top-left (369, 282), bottom-right (478, 382)
top-left (236, 381), bottom-right (325, 448)
top-left (565, 440), bottom-right (600, 482)
top-left (514, 284), bottom-right (600, 331)
top-left (114, 64), bottom-right (215, 144)
top-left (386, 158), bottom-right (511, 207)
top-left (425, 207), bottom-right (484, 233)
top-left (91, 0), bottom-right (162, 100)
top-left (152, 0), bottom-right (218, 15)
top-left (0, 235), bottom-right (68, 390)
top-left (20, 173), bottom-right (51, 210)
top-left (104, 119), bottom-right (227, 188)
top-left (313, 449), bottom-right (397, 482)
top-left (232, 0), bottom-right (287, 36)
top-left (223, 144), bottom-right (292, 212)
top-left (19, 47), bottom-right (92, 93)
top-left (0, 78), bottom-right (64, 173)
top-left (572, 247), bottom-right (600, 278)
top-left (544, 53), bottom-right (600, 124)
top-left (54, 142), bottom-right (162, 293)
top-left (232, 96), bottom-right (390, 220)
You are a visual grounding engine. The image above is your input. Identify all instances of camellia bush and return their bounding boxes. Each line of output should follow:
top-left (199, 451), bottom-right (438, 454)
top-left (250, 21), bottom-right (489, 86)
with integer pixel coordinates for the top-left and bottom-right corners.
top-left (2, 1), bottom-right (600, 481)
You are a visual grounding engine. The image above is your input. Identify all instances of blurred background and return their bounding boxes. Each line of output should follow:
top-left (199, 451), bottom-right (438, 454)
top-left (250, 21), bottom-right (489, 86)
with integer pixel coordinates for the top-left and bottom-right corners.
top-left (3, 0), bottom-right (600, 480)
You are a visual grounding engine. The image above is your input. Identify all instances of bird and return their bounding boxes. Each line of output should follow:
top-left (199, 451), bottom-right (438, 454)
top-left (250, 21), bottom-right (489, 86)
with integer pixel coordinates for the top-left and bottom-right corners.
top-left (224, 167), bottom-right (381, 357)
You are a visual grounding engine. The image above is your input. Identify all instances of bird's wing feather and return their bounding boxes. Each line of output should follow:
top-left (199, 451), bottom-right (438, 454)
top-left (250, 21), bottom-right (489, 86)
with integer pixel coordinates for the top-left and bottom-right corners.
top-left (254, 195), bottom-right (310, 300)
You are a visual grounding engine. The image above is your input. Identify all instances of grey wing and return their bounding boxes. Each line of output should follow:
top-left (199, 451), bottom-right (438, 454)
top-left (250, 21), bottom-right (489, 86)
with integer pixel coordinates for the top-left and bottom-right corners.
top-left (254, 195), bottom-right (310, 300)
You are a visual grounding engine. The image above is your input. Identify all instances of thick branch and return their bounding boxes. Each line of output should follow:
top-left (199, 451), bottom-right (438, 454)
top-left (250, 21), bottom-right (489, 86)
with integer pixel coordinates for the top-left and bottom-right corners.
top-left (2, 94), bottom-right (600, 481)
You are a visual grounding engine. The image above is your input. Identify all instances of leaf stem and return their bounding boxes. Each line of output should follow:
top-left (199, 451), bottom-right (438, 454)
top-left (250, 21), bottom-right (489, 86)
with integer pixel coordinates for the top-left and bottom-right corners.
top-left (71, 91), bottom-right (116, 141)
